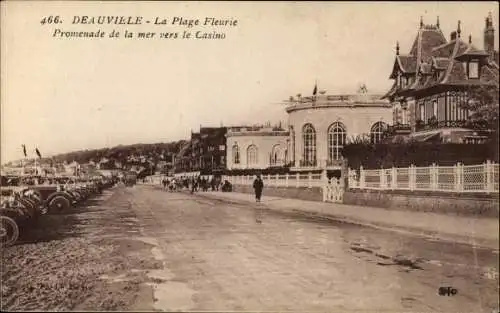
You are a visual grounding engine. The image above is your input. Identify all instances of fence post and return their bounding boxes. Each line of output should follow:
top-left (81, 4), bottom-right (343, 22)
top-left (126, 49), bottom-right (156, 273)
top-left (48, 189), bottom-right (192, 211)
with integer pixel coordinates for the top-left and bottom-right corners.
top-left (296, 173), bottom-right (300, 188)
top-left (486, 160), bottom-right (494, 192)
top-left (322, 169), bottom-right (328, 202)
top-left (359, 166), bottom-right (365, 189)
top-left (379, 168), bottom-right (385, 190)
top-left (308, 172), bottom-right (313, 188)
top-left (454, 163), bottom-right (463, 192)
top-left (347, 168), bottom-right (353, 188)
top-left (285, 173), bottom-right (289, 188)
top-left (391, 166), bottom-right (397, 190)
top-left (431, 163), bottom-right (437, 191)
top-left (409, 164), bottom-right (415, 191)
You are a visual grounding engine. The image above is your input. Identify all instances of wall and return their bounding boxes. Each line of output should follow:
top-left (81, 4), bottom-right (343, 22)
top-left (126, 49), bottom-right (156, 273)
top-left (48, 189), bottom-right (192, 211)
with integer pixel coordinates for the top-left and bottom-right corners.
top-left (226, 134), bottom-right (289, 170)
top-left (288, 104), bottom-right (392, 166)
top-left (344, 189), bottom-right (499, 218)
top-left (229, 182), bottom-right (498, 218)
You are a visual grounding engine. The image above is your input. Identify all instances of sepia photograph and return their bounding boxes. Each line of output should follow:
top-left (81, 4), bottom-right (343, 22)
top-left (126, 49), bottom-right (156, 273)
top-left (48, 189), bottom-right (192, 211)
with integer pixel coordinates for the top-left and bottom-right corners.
top-left (1, 1), bottom-right (499, 312)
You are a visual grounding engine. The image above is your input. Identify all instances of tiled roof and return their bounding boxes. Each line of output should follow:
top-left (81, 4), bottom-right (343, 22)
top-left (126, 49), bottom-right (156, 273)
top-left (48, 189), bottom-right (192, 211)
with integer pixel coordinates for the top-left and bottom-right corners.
top-left (398, 55), bottom-right (417, 72)
top-left (431, 41), bottom-right (456, 58)
top-left (385, 22), bottom-right (498, 98)
top-left (456, 45), bottom-right (490, 59)
top-left (389, 55), bottom-right (418, 78)
top-left (432, 57), bottom-right (450, 69)
top-left (418, 27), bottom-right (448, 63)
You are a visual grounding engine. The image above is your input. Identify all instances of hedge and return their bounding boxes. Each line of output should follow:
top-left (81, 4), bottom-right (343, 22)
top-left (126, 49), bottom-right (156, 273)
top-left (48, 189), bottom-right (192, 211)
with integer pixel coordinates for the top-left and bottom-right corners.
top-left (342, 142), bottom-right (499, 169)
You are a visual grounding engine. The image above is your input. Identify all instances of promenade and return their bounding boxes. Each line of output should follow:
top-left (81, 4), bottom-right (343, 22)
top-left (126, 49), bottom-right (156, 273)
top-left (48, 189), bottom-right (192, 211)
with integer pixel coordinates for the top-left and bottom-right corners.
top-left (197, 190), bottom-right (499, 250)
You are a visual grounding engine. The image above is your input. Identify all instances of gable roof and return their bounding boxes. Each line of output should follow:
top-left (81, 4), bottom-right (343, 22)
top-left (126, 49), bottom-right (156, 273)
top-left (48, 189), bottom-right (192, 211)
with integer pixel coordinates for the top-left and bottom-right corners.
top-left (385, 21), bottom-right (499, 99)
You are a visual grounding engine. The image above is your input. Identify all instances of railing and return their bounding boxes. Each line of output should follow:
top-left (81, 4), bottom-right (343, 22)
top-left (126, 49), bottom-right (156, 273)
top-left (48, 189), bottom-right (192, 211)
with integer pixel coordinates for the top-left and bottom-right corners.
top-left (348, 160), bottom-right (499, 193)
top-left (414, 120), bottom-right (489, 132)
top-left (299, 159), bottom-right (317, 167)
top-left (385, 124), bottom-right (412, 136)
top-left (326, 159), bottom-right (343, 167)
top-left (223, 172), bottom-right (324, 188)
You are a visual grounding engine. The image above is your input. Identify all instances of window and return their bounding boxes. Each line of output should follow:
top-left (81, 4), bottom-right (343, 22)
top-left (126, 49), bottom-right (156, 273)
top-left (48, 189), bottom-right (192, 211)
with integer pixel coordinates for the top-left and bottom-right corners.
top-left (393, 107), bottom-right (400, 124)
top-left (232, 144), bottom-right (240, 164)
top-left (247, 145), bottom-right (258, 166)
top-left (450, 94), bottom-right (457, 120)
top-left (302, 124), bottom-right (316, 165)
top-left (432, 100), bottom-right (438, 118)
top-left (271, 144), bottom-right (283, 165)
top-left (328, 122), bottom-right (346, 161)
top-left (419, 103), bottom-right (425, 121)
top-left (468, 61), bottom-right (479, 79)
top-left (370, 122), bottom-right (386, 144)
top-left (219, 145), bottom-right (225, 151)
top-left (402, 108), bottom-right (408, 125)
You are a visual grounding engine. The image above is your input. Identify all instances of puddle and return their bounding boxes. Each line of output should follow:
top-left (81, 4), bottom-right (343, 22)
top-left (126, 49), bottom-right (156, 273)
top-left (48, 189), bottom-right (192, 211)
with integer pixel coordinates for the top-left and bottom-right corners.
top-left (151, 247), bottom-right (165, 261)
top-left (147, 281), bottom-right (196, 311)
top-left (136, 237), bottom-right (159, 246)
top-left (426, 260), bottom-right (443, 267)
top-left (99, 273), bottom-right (130, 283)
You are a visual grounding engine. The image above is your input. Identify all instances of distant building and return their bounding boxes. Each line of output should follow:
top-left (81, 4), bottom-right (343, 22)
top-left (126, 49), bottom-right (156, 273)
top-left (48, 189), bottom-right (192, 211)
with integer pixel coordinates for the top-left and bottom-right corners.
top-left (383, 14), bottom-right (499, 143)
top-left (174, 126), bottom-right (227, 176)
top-left (226, 125), bottom-right (289, 170)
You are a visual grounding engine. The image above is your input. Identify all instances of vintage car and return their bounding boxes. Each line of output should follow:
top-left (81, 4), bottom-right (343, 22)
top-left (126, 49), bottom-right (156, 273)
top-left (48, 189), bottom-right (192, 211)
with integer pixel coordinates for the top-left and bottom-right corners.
top-left (1, 187), bottom-right (46, 247)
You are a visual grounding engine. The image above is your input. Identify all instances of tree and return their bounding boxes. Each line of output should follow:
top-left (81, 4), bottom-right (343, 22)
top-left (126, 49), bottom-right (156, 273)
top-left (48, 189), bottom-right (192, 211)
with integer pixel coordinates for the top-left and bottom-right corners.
top-left (463, 84), bottom-right (499, 131)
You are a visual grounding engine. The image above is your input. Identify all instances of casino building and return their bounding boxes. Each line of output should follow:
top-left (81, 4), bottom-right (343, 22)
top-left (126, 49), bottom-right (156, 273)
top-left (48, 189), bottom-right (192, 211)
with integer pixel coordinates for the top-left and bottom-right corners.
top-left (284, 90), bottom-right (392, 173)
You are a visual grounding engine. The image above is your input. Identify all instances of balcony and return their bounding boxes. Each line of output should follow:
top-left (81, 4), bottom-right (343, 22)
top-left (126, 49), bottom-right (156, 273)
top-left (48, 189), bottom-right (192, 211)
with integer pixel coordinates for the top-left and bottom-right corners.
top-left (385, 123), bottom-right (412, 136)
top-left (415, 119), bottom-right (489, 132)
top-left (326, 159), bottom-right (343, 168)
top-left (299, 159), bottom-right (318, 168)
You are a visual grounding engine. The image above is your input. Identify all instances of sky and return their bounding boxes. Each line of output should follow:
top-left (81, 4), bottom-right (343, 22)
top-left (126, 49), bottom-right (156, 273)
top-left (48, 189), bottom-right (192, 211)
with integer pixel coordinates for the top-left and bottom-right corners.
top-left (1, 1), bottom-right (498, 163)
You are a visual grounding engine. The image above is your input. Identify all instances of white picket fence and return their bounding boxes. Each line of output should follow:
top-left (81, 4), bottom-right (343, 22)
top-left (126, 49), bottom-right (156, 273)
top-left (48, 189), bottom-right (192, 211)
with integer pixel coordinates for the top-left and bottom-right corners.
top-left (349, 160), bottom-right (499, 193)
top-left (223, 173), bottom-right (324, 188)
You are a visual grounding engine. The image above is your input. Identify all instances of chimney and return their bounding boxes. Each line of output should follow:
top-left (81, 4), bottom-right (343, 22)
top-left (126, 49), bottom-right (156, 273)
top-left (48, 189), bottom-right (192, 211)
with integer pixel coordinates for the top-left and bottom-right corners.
top-left (484, 12), bottom-right (495, 57)
top-left (450, 31), bottom-right (457, 41)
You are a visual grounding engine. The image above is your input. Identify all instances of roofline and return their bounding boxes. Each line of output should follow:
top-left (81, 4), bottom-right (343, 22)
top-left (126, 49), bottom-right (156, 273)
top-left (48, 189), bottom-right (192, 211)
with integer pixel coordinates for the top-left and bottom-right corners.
top-left (442, 39), bottom-right (461, 83)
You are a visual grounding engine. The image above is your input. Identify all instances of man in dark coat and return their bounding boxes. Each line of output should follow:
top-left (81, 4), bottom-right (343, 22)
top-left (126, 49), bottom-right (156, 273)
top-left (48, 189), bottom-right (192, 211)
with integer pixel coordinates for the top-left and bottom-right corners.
top-left (253, 174), bottom-right (264, 202)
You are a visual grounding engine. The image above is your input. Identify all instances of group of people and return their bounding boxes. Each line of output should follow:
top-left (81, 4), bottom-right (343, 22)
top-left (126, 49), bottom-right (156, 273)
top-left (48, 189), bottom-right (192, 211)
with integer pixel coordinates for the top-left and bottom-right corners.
top-left (161, 176), bottom-right (225, 193)
top-left (160, 174), bottom-right (265, 202)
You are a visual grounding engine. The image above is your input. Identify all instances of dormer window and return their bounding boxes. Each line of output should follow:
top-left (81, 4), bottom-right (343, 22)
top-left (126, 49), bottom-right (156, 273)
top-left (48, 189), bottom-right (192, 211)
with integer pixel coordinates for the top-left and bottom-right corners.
top-left (467, 60), bottom-right (479, 79)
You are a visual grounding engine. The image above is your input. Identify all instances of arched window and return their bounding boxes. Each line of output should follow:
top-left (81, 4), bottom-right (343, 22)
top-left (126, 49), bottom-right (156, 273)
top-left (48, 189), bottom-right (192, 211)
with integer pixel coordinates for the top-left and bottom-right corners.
top-left (328, 122), bottom-right (346, 161)
top-left (302, 124), bottom-right (316, 166)
top-left (247, 145), bottom-right (258, 166)
top-left (271, 144), bottom-right (283, 166)
top-left (370, 122), bottom-right (386, 144)
top-left (232, 144), bottom-right (240, 164)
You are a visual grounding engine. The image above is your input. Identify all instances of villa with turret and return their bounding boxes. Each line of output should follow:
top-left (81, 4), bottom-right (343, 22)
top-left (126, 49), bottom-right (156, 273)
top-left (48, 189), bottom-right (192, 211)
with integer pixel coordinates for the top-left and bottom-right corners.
top-left (383, 14), bottom-right (499, 144)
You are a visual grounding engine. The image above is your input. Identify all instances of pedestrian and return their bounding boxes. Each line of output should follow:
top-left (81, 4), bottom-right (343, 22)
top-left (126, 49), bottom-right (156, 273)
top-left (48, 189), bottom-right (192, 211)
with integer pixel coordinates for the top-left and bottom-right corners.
top-left (191, 177), bottom-right (196, 194)
top-left (253, 174), bottom-right (264, 202)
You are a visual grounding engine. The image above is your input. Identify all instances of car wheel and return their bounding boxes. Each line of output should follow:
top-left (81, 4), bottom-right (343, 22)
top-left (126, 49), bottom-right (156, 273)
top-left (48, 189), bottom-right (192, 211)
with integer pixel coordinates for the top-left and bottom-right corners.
top-left (0, 215), bottom-right (19, 248)
top-left (49, 196), bottom-right (70, 214)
